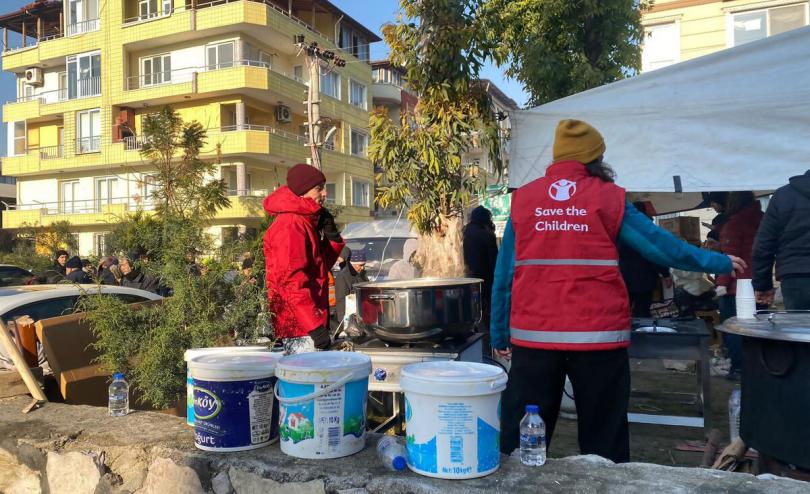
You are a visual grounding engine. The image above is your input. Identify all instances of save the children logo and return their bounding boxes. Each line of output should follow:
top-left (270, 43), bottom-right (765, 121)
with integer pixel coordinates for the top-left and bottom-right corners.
top-left (548, 179), bottom-right (577, 201)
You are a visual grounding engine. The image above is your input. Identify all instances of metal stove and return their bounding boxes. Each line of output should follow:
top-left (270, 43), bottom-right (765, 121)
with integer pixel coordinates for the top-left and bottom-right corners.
top-left (350, 332), bottom-right (485, 433)
top-left (354, 332), bottom-right (484, 392)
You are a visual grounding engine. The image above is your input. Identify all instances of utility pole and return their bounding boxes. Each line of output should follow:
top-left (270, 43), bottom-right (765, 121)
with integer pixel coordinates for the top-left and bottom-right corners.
top-left (295, 36), bottom-right (345, 171)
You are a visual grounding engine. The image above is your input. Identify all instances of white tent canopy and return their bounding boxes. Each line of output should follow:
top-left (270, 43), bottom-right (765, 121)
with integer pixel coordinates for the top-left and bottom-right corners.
top-left (509, 25), bottom-right (810, 212)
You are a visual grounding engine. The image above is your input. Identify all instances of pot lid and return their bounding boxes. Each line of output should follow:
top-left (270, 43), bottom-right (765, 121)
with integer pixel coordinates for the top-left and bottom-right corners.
top-left (721, 312), bottom-right (810, 343)
top-left (355, 277), bottom-right (483, 289)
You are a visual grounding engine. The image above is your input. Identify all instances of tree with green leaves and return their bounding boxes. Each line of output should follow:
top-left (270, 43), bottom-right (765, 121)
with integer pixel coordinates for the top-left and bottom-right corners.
top-left (370, 0), bottom-right (502, 277)
top-left (483, 0), bottom-right (649, 106)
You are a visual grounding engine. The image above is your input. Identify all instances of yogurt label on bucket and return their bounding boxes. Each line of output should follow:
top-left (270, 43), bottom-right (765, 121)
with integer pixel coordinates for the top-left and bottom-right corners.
top-left (248, 382), bottom-right (274, 445)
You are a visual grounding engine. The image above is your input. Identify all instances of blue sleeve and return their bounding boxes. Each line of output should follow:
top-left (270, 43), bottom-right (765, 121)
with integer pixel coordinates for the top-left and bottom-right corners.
top-left (618, 201), bottom-right (732, 274)
top-left (490, 217), bottom-right (515, 350)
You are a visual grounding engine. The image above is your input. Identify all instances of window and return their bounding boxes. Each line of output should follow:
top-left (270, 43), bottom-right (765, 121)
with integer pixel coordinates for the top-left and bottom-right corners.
top-left (293, 65), bottom-right (304, 83)
top-left (13, 122), bottom-right (26, 156)
top-left (351, 179), bottom-right (370, 207)
top-left (338, 25), bottom-right (369, 61)
top-left (141, 53), bottom-right (171, 86)
top-left (0, 266), bottom-right (34, 287)
top-left (67, 52), bottom-right (101, 99)
top-left (207, 42), bottom-right (235, 70)
top-left (58, 72), bottom-right (68, 101)
top-left (642, 22), bottom-right (680, 72)
top-left (321, 69), bottom-right (340, 99)
top-left (350, 130), bottom-right (367, 157)
top-left (731, 4), bottom-right (808, 46)
top-left (67, 0), bottom-right (99, 35)
top-left (2, 297), bottom-right (79, 325)
top-left (372, 68), bottom-right (402, 86)
top-left (350, 80), bottom-right (367, 109)
top-left (76, 109), bottom-right (101, 153)
top-left (95, 177), bottom-right (119, 211)
top-left (325, 183), bottom-right (337, 204)
top-left (93, 233), bottom-right (108, 257)
top-left (244, 43), bottom-right (272, 67)
top-left (60, 180), bottom-right (80, 213)
top-left (138, 0), bottom-right (171, 20)
top-left (141, 174), bottom-right (158, 209)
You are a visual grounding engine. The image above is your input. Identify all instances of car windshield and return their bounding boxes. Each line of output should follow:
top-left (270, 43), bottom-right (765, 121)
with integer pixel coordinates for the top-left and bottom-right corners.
top-left (344, 238), bottom-right (408, 264)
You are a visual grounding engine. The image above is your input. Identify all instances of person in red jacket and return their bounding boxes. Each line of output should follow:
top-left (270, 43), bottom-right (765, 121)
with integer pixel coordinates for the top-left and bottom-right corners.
top-left (716, 191), bottom-right (763, 380)
top-left (263, 164), bottom-right (344, 354)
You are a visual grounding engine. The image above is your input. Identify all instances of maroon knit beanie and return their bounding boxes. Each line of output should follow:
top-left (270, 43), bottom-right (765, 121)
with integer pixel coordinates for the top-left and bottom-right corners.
top-left (286, 163), bottom-right (326, 196)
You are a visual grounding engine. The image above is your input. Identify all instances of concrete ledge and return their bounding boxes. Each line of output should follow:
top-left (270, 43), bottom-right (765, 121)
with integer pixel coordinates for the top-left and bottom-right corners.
top-left (1, 396), bottom-right (808, 494)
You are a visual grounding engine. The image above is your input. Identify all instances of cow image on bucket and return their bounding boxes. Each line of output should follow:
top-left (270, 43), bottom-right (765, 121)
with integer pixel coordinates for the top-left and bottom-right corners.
top-left (274, 351), bottom-right (372, 459)
top-left (400, 361), bottom-right (508, 479)
top-left (189, 351), bottom-right (282, 452)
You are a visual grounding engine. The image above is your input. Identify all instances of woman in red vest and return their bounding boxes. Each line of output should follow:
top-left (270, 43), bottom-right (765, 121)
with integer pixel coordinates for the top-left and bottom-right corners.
top-left (491, 120), bottom-right (745, 462)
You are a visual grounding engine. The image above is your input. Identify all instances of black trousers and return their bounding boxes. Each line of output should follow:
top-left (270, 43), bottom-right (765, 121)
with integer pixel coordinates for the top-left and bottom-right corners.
top-left (500, 346), bottom-right (631, 463)
top-left (629, 291), bottom-right (653, 318)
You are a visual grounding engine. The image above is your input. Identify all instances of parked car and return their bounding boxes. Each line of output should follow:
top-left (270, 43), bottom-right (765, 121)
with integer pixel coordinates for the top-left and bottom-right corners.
top-left (0, 265), bottom-right (36, 287)
top-left (0, 284), bottom-right (162, 369)
top-left (340, 220), bottom-right (417, 281)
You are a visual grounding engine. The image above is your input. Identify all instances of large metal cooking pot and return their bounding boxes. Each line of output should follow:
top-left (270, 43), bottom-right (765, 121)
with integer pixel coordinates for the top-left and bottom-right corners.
top-left (721, 312), bottom-right (810, 469)
top-left (353, 278), bottom-right (482, 342)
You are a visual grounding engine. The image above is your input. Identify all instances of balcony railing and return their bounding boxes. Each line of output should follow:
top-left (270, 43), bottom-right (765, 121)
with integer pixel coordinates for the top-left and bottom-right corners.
top-left (38, 145), bottom-right (64, 160)
top-left (7, 77), bottom-right (99, 105)
top-left (65, 18), bottom-right (101, 37)
top-left (11, 197), bottom-right (140, 216)
top-left (124, 60), bottom-right (305, 91)
top-left (76, 136), bottom-right (101, 154)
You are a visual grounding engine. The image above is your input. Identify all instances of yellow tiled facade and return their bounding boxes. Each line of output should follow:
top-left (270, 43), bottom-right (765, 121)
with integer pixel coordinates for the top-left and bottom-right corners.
top-left (2, 0), bottom-right (378, 255)
top-left (641, 0), bottom-right (809, 71)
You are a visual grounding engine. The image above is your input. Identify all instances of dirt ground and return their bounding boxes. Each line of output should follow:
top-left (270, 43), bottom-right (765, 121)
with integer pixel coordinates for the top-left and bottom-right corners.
top-left (550, 358), bottom-right (738, 466)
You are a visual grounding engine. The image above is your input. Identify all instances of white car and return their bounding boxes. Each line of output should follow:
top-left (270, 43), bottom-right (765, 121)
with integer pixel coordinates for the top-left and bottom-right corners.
top-left (0, 284), bottom-right (162, 368)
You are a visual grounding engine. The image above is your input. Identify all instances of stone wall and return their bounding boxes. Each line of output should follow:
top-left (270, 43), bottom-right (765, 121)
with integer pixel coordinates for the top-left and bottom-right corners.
top-left (1, 396), bottom-right (809, 494)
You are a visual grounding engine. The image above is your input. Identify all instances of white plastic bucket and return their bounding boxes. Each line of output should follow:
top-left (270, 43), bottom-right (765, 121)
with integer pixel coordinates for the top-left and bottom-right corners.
top-left (400, 361), bottom-right (508, 479)
top-left (189, 351), bottom-right (282, 452)
top-left (184, 346), bottom-right (269, 426)
top-left (274, 351), bottom-right (371, 459)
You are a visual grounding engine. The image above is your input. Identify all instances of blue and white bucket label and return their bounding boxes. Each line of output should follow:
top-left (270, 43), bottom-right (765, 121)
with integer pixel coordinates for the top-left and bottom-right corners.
top-left (278, 379), bottom-right (368, 458)
top-left (193, 377), bottom-right (277, 450)
top-left (405, 393), bottom-right (501, 479)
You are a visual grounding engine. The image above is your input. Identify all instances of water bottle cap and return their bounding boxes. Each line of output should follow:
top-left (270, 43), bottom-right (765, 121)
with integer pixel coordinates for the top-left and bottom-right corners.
top-left (113, 373), bottom-right (124, 380)
top-left (526, 404), bottom-right (540, 414)
top-left (392, 456), bottom-right (407, 471)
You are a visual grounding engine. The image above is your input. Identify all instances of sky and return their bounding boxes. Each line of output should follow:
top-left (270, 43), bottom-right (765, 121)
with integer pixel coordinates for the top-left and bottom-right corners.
top-left (0, 0), bottom-right (529, 158)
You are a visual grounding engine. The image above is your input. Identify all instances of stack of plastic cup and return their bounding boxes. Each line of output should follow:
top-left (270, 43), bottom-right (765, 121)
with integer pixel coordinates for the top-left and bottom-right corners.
top-left (735, 279), bottom-right (756, 320)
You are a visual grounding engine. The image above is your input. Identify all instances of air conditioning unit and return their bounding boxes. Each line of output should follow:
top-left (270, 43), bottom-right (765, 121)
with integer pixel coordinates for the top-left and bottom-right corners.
top-left (24, 67), bottom-right (44, 86)
top-left (275, 105), bottom-right (292, 123)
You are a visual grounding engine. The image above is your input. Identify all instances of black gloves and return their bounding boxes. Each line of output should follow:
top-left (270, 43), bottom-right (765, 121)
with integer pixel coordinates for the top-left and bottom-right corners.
top-left (318, 208), bottom-right (342, 243)
top-left (308, 326), bottom-right (332, 349)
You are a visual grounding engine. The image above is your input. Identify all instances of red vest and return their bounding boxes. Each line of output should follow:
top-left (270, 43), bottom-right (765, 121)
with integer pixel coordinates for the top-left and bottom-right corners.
top-left (510, 161), bottom-right (630, 351)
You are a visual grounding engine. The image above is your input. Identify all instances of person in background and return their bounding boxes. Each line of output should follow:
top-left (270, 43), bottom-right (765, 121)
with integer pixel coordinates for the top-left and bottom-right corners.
top-left (186, 249), bottom-right (202, 276)
top-left (334, 251), bottom-right (369, 324)
top-left (716, 191), bottom-right (763, 381)
top-left (119, 251), bottom-right (160, 293)
top-left (491, 119), bottom-right (745, 463)
top-left (64, 256), bottom-right (92, 284)
top-left (753, 169), bottom-right (810, 310)
top-left (97, 256), bottom-right (120, 285)
top-left (619, 202), bottom-right (673, 318)
top-left (263, 164), bottom-right (344, 354)
top-left (463, 206), bottom-right (499, 333)
top-left (45, 249), bottom-right (69, 283)
top-left (241, 258), bottom-right (257, 286)
top-left (388, 238), bottom-right (419, 280)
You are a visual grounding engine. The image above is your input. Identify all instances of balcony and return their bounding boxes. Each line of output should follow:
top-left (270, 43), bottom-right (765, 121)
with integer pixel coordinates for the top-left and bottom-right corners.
top-left (119, 61), bottom-right (306, 107)
top-left (3, 198), bottom-right (132, 229)
top-left (372, 83), bottom-right (403, 105)
top-left (119, 125), bottom-right (308, 163)
top-left (3, 77), bottom-right (100, 122)
top-left (65, 18), bottom-right (101, 37)
top-left (215, 189), bottom-right (270, 220)
top-left (2, 23), bottom-right (103, 71)
top-left (3, 139), bottom-right (100, 176)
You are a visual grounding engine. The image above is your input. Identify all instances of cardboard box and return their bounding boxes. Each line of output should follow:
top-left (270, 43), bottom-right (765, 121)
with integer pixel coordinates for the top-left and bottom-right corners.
top-left (0, 366), bottom-right (44, 399)
top-left (658, 216), bottom-right (701, 244)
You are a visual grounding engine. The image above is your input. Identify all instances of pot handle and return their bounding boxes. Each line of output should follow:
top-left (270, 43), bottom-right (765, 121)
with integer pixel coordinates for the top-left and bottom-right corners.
top-left (274, 372), bottom-right (354, 405)
top-left (368, 293), bottom-right (396, 301)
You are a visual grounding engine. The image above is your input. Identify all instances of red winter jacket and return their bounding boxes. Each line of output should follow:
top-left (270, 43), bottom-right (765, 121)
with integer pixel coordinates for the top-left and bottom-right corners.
top-left (263, 186), bottom-right (344, 339)
top-left (717, 202), bottom-right (763, 295)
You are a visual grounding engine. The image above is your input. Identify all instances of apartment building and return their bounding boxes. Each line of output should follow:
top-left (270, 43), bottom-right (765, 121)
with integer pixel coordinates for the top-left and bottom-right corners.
top-left (0, 0), bottom-right (379, 255)
top-left (642, 0), bottom-right (809, 71)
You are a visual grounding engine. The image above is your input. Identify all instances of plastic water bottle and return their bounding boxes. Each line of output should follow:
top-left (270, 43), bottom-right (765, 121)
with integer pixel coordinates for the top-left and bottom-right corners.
top-left (519, 404), bottom-right (546, 466)
top-left (377, 436), bottom-right (407, 471)
top-left (728, 388), bottom-right (741, 442)
top-left (108, 373), bottom-right (129, 417)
